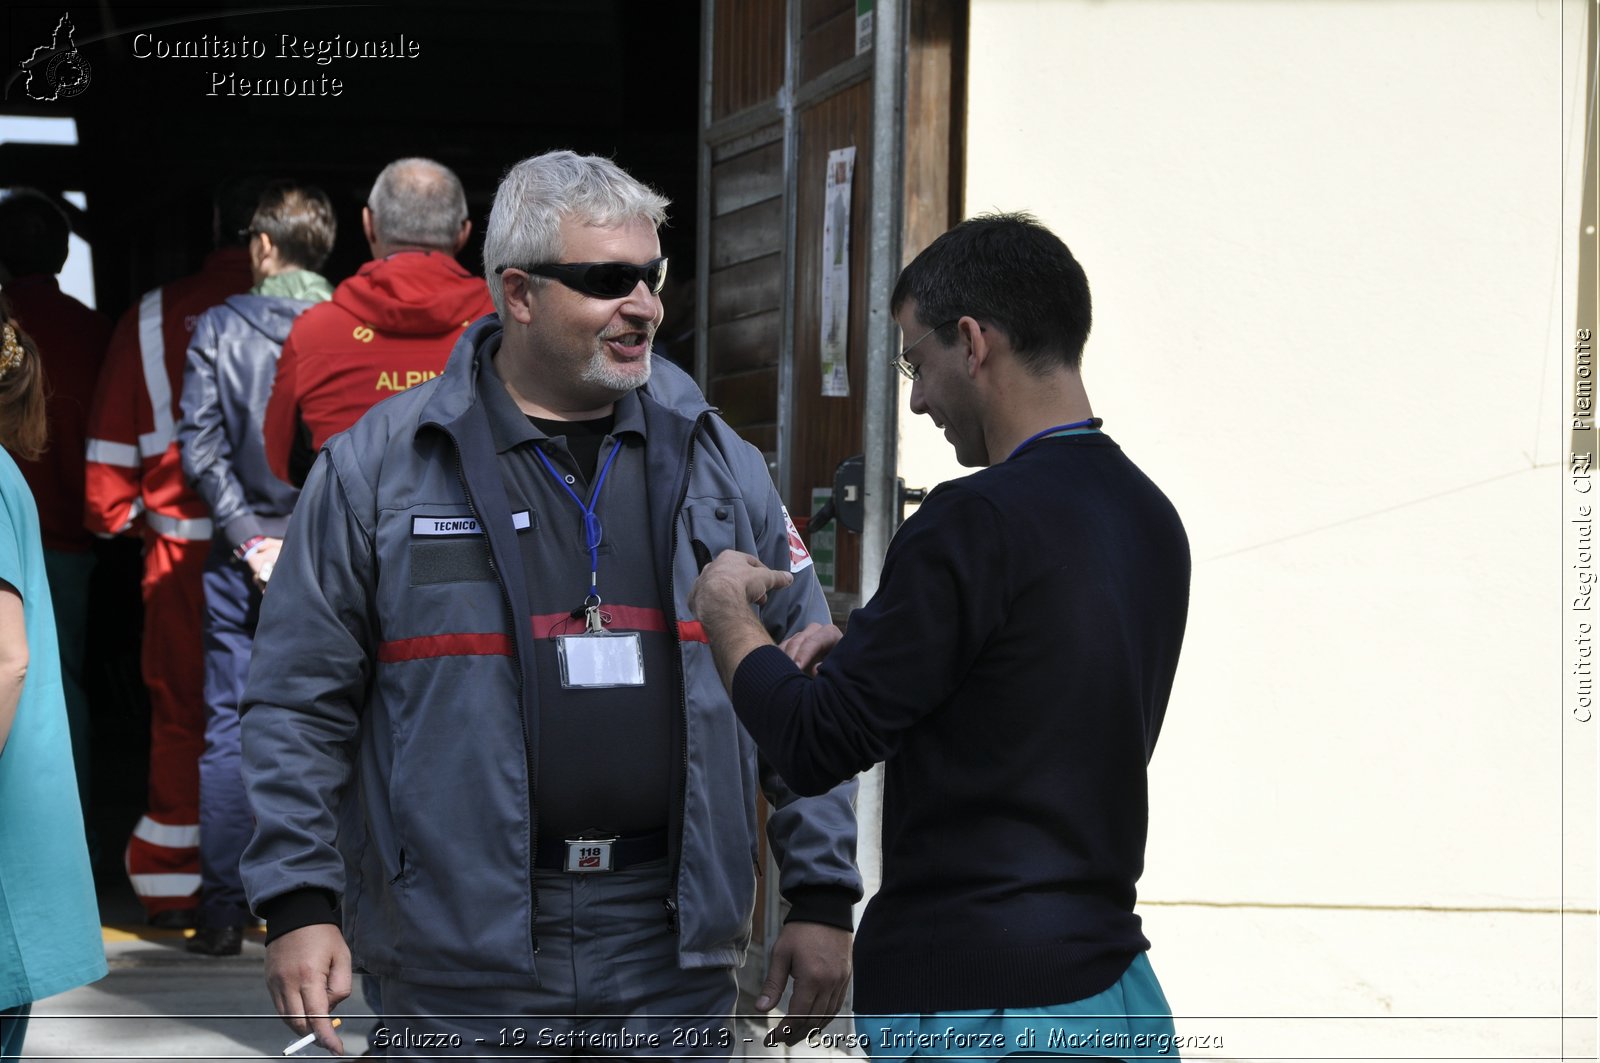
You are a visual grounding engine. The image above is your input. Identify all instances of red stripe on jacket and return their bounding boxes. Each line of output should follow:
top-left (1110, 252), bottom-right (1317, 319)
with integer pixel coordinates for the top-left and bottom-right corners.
top-left (529, 606), bottom-right (709, 643)
top-left (377, 632), bottom-right (513, 662)
top-left (378, 611), bottom-right (708, 662)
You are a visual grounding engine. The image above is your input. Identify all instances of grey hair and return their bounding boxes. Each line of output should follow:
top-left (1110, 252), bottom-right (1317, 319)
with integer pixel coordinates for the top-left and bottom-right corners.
top-left (483, 150), bottom-right (670, 318)
top-left (366, 157), bottom-right (469, 250)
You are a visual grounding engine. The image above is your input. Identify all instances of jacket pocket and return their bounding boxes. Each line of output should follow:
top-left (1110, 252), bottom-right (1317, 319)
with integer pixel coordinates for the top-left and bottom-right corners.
top-left (682, 499), bottom-right (751, 558)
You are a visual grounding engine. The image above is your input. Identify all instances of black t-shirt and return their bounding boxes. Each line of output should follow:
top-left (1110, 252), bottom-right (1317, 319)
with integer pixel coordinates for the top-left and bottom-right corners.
top-left (508, 404), bottom-right (674, 840)
top-left (529, 413), bottom-right (615, 485)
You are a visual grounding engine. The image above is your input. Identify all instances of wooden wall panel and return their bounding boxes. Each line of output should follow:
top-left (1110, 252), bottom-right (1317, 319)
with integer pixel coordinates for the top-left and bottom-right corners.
top-left (707, 310), bottom-right (780, 375)
top-left (739, 425), bottom-right (778, 454)
top-left (705, 0), bottom-right (966, 973)
top-left (801, 0), bottom-right (853, 31)
top-left (711, 0), bottom-right (786, 120)
top-left (789, 82), bottom-right (873, 596)
top-left (905, 0), bottom-right (966, 257)
top-left (799, 7), bottom-right (858, 85)
top-left (706, 139), bottom-right (784, 458)
top-left (708, 253), bottom-right (782, 322)
top-left (705, 1), bottom-right (789, 944)
top-left (710, 368), bottom-right (779, 428)
top-left (711, 142), bottom-right (784, 216)
top-left (709, 197), bottom-right (784, 270)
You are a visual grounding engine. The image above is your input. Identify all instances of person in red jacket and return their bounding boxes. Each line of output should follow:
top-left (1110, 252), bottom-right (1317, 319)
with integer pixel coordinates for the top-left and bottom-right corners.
top-left (84, 179), bottom-right (261, 926)
top-left (0, 189), bottom-right (112, 817)
top-left (262, 158), bottom-right (493, 486)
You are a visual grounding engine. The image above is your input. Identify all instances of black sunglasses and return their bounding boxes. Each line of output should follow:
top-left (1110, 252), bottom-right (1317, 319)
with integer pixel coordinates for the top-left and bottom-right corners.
top-left (496, 256), bottom-right (668, 299)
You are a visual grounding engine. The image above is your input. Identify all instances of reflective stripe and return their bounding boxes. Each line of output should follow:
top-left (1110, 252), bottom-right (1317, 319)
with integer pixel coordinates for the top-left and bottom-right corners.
top-left (132, 817), bottom-right (200, 849)
top-left (138, 430), bottom-right (172, 459)
top-left (96, 500), bottom-right (145, 538)
top-left (137, 289), bottom-right (174, 454)
top-left (86, 437), bottom-right (140, 468)
top-left (146, 512), bottom-right (213, 541)
top-left (127, 873), bottom-right (201, 899)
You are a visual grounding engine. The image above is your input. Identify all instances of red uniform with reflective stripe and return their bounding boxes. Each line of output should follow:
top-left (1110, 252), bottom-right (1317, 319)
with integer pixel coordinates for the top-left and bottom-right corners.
top-left (2, 274), bottom-right (111, 553)
top-left (84, 246), bottom-right (252, 918)
top-left (86, 247), bottom-right (250, 540)
top-left (262, 251), bottom-right (494, 482)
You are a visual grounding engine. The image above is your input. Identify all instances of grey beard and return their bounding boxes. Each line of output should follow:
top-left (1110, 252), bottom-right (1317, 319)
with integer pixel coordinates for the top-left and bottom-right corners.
top-left (582, 349), bottom-right (652, 393)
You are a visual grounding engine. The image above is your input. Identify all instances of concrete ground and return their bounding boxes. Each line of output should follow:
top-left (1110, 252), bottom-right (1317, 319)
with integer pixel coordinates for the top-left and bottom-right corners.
top-left (19, 865), bottom-right (1597, 1061)
top-left (24, 927), bottom-right (855, 1062)
top-left (20, 873), bottom-right (838, 1061)
top-left (25, 927), bottom-right (377, 1061)
top-left (22, 870), bottom-right (380, 1062)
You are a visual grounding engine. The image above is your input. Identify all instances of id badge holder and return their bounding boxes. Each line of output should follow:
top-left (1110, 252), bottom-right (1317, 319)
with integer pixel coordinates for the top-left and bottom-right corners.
top-left (556, 630), bottom-right (645, 688)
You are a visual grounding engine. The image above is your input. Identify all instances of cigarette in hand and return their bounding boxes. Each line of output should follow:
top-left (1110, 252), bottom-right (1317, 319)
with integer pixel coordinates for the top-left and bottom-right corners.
top-left (282, 1017), bottom-right (340, 1056)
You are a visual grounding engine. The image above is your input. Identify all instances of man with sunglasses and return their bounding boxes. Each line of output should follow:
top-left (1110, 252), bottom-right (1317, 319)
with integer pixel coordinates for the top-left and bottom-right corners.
top-left (260, 156), bottom-right (495, 488)
top-left (691, 213), bottom-right (1191, 1058)
top-left (239, 150), bottom-right (860, 1058)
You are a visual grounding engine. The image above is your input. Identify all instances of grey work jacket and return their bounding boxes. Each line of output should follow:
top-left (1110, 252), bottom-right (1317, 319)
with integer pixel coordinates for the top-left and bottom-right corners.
top-left (238, 317), bottom-right (861, 987)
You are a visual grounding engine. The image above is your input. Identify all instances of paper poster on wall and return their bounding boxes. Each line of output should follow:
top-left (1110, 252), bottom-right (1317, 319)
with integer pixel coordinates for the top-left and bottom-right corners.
top-left (855, 0), bottom-right (874, 55)
top-left (820, 146), bottom-right (856, 398)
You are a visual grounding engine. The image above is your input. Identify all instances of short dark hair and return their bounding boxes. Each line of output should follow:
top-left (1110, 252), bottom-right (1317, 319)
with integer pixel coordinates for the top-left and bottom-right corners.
top-left (249, 181), bottom-right (336, 271)
top-left (0, 189), bottom-right (71, 277)
top-left (891, 212), bottom-right (1092, 372)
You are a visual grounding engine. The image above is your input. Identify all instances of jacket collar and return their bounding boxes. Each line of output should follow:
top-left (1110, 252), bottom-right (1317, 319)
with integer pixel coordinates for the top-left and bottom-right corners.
top-left (414, 317), bottom-right (718, 787)
top-left (476, 356), bottom-right (650, 455)
top-left (420, 316), bottom-right (713, 444)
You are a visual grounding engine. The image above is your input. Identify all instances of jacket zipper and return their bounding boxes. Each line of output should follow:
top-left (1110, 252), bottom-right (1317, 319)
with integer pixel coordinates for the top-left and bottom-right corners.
top-left (663, 412), bottom-right (709, 932)
top-left (450, 441), bottom-right (541, 956)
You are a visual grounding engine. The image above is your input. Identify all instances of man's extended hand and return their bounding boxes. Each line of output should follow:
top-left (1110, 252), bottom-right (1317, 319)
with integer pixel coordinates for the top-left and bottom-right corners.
top-left (778, 622), bottom-right (842, 676)
top-left (689, 551), bottom-right (796, 689)
top-left (689, 550), bottom-right (794, 619)
top-left (265, 923), bottom-right (351, 1056)
top-left (755, 920), bottom-right (852, 1046)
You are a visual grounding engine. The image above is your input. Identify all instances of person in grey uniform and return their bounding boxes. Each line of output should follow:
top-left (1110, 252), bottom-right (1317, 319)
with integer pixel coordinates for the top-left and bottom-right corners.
top-left (238, 150), bottom-right (861, 1058)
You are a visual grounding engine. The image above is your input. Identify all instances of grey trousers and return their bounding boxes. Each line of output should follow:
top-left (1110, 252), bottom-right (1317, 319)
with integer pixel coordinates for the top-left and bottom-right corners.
top-left (374, 860), bottom-right (737, 1060)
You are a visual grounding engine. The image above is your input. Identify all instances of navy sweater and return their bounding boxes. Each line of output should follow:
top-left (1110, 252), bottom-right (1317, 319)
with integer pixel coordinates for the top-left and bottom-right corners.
top-left (732, 433), bottom-right (1190, 1013)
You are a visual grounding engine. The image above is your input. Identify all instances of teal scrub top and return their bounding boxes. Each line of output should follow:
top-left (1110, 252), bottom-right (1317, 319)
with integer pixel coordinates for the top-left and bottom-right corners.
top-left (0, 449), bottom-right (106, 1009)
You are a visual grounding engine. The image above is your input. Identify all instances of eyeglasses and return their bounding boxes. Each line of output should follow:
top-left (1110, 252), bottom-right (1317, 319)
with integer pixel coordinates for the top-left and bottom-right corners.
top-left (891, 319), bottom-right (958, 381)
top-left (496, 256), bottom-right (669, 299)
top-left (237, 228), bottom-right (261, 243)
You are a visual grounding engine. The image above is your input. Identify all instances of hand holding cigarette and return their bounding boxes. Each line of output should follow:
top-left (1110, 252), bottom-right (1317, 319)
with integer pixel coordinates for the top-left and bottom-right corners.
top-left (283, 1017), bottom-right (340, 1055)
top-left (265, 924), bottom-right (352, 1056)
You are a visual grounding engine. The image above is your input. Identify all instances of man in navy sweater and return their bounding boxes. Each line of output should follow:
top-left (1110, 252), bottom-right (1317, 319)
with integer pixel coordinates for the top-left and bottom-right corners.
top-left (691, 213), bottom-right (1190, 1059)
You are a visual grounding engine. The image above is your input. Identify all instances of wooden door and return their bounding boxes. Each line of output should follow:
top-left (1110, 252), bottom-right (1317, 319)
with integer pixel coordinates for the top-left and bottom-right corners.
top-left (697, 0), bottom-right (965, 1007)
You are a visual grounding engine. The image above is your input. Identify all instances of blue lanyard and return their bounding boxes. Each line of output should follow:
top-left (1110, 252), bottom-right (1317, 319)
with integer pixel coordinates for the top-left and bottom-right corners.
top-left (533, 439), bottom-right (624, 607)
top-left (1007, 418), bottom-right (1103, 462)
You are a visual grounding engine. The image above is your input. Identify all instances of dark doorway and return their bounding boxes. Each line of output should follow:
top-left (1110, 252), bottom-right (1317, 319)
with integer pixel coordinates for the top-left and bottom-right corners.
top-left (3, 0), bottom-right (702, 910)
